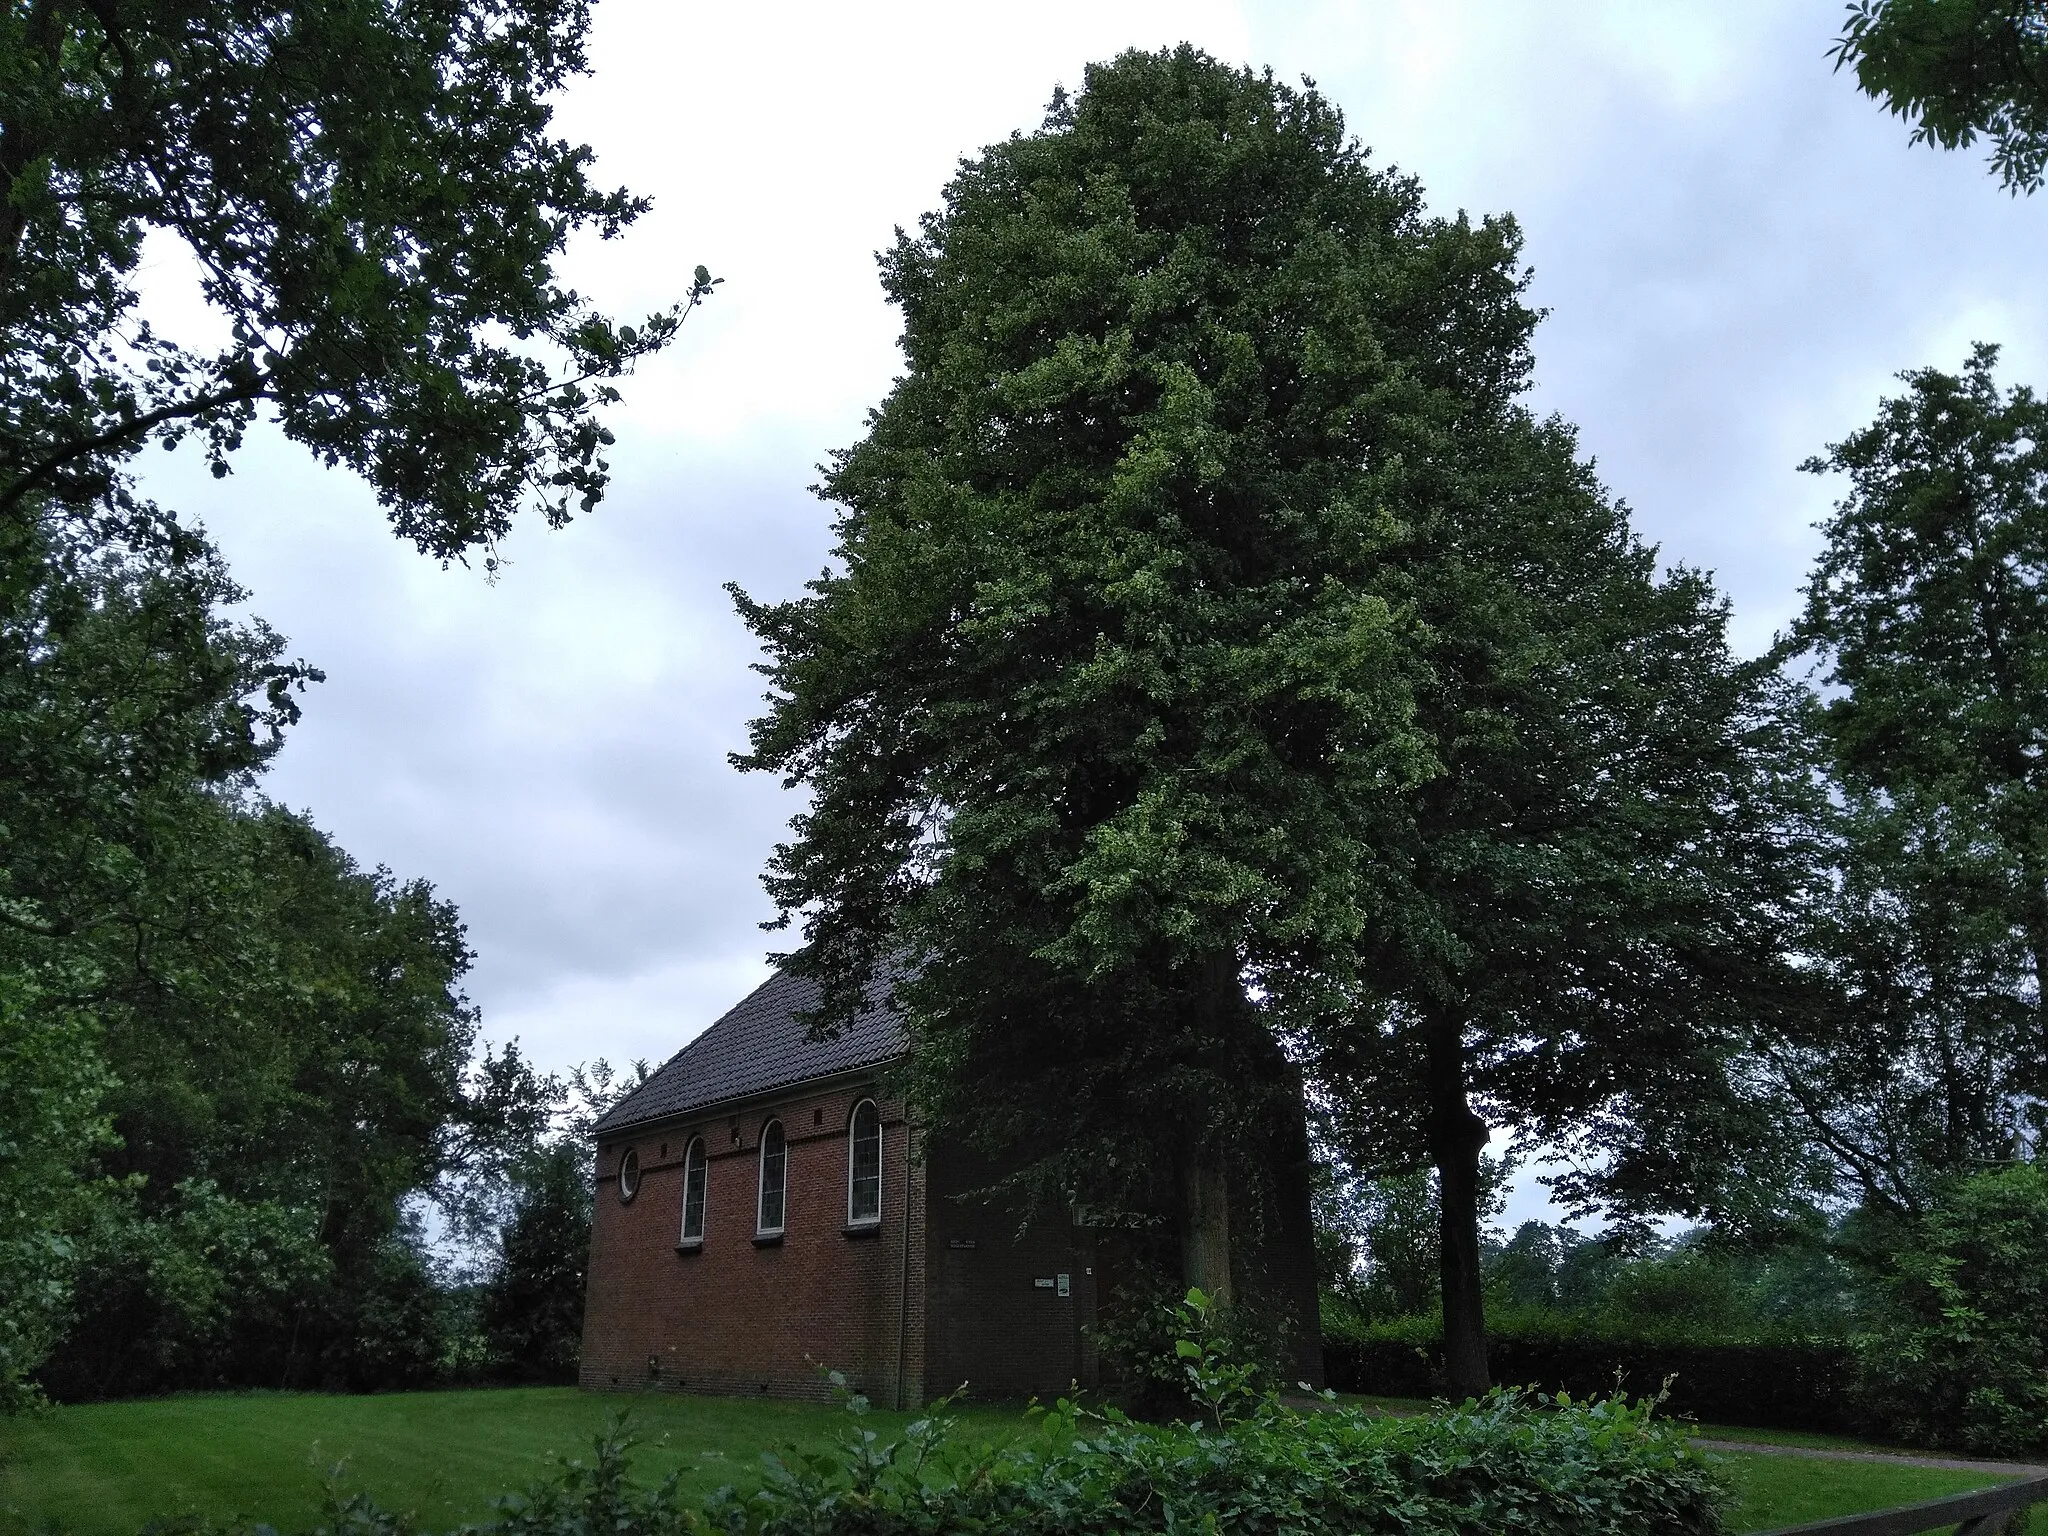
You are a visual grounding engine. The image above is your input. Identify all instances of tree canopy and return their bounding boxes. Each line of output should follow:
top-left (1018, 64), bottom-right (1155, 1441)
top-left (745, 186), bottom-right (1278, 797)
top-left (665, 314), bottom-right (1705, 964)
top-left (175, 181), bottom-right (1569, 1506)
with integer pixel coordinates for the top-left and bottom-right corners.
top-left (736, 46), bottom-right (1499, 1298)
top-left (1, 0), bottom-right (711, 562)
top-left (0, 503), bottom-right (570, 1397)
top-left (1767, 345), bottom-right (2048, 1215)
top-left (1834, 0), bottom-right (2048, 194)
top-left (1303, 411), bottom-right (1809, 1392)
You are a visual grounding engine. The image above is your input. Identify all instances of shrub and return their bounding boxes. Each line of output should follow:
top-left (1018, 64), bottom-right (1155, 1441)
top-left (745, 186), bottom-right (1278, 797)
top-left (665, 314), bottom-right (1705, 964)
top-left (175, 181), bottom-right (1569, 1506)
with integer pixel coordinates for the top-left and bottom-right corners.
top-left (1600, 1252), bottom-right (1749, 1337)
top-left (1325, 1330), bottom-right (1856, 1433)
top-left (41, 1181), bottom-right (329, 1402)
top-left (1087, 1271), bottom-right (1294, 1415)
top-left (0, 977), bottom-right (112, 1413)
top-left (1853, 1163), bottom-right (2048, 1455)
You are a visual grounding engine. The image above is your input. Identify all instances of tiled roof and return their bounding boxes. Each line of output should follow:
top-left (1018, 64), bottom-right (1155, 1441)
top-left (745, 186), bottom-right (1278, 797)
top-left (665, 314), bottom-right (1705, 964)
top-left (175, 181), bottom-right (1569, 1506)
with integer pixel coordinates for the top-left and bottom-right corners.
top-left (590, 966), bottom-right (905, 1137)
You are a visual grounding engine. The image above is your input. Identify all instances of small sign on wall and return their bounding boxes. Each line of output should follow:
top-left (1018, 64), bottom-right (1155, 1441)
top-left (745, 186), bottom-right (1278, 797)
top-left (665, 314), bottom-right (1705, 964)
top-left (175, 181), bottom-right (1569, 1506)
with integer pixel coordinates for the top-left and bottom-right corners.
top-left (1057, 1272), bottom-right (1071, 1298)
top-left (1033, 1277), bottom-right (1055, 1289)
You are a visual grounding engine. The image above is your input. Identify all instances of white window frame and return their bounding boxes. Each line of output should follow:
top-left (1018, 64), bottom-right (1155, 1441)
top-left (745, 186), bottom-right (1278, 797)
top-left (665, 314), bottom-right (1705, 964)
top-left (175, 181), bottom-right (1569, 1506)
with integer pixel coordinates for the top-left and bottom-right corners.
top-left (847, 1099), bottom-right (882, 1228)
top-left (617, 1145), bottom-right (640, 1204)
top-left (756, 1118), bottom-right (787, 1236)
top-left (678, 1136), bottom-right (707, 1244)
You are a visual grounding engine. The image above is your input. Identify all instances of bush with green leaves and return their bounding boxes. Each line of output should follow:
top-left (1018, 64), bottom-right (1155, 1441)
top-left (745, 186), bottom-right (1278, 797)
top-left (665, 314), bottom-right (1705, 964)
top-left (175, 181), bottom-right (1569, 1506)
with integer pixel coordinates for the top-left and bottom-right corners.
top-left (46, 1180), bottom-right (328, 1401)
top-left (1086, 1274), bottom-right (1295, 1416)
top-left (1853, 1162), bottom-right (2048, 1455)
top-left (752, 1382), bottom-right (1726, 1536)
top-left (237, 1389), bottom-right (1726, 1536)
top-left (0, 974), bottom-right (111, 1412)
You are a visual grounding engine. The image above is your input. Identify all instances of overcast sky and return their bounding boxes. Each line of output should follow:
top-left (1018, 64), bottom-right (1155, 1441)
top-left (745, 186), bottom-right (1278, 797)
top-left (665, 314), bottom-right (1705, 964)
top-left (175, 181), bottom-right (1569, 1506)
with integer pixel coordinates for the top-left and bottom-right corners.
top-left (135, 1), bottom-right (2047, 1219)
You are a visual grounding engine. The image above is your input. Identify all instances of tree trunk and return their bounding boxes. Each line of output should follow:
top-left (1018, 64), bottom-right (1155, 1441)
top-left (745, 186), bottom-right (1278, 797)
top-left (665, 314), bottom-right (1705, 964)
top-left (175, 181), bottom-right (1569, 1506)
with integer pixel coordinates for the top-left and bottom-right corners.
top-left (2024, 869), bottom-right (2048, 1093)
top-left (1180, 1147), bottom-right (1233, 1305)
top-left (1177, 954), bottom-right (1242, 1305)
top-left (1426, 1007), bottom-right (1490, 1401)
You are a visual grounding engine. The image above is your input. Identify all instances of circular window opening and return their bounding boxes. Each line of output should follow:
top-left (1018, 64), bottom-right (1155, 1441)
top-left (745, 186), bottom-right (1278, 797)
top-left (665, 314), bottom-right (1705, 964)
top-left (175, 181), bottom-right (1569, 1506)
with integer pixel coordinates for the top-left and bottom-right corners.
top-left (617, 1147), bottom-right (641, 1203)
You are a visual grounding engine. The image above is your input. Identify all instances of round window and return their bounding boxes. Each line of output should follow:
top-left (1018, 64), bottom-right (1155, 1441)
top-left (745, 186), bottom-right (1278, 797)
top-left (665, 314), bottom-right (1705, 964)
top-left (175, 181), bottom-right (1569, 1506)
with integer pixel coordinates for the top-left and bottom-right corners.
top-left (617, 1146), bottom-right (641, 1203)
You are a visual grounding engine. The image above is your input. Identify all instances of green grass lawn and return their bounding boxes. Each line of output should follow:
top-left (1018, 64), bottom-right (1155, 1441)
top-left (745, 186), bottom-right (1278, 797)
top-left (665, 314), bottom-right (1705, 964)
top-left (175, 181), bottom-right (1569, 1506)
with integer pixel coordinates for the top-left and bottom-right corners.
top-left (1, 1386), bottom-right (2041, 1536)
top-left (1717, 1449), bottom-right (2046, 1533)
top-left (0, 1387), bottom-right (1031, 1536)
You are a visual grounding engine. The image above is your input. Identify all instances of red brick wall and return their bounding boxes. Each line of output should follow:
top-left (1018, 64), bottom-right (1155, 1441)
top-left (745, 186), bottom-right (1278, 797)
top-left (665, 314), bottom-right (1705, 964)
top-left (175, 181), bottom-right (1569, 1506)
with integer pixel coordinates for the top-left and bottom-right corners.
top-left (580, 1081), bottom-right (926, 1405)
top-left (579, 1087), bottom-right (1322, 1407)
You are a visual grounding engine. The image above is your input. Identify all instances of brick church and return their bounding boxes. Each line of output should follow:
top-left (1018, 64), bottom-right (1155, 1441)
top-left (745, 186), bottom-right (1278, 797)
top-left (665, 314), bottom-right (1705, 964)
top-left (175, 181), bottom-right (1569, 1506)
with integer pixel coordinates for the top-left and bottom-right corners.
top-left (579, 965), bottom-right (1322, 1407)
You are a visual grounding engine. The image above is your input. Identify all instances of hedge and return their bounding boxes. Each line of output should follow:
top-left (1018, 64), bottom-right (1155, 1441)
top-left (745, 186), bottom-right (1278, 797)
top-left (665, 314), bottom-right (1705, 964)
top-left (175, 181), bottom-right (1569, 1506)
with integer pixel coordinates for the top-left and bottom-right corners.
top-left (1324, 1333), bottom-right (1856, 1432)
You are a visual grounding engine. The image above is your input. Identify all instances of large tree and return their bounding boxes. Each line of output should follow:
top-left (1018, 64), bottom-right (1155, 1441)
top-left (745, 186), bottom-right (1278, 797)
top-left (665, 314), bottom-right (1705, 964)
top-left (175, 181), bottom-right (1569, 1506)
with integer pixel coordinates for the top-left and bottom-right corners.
top-left (1760, 774), bottom-right (2040, 1218)
top-left (0, 500), bottom-right (542, 1399)
top-left (1303, 402), bottom-right (1808, 1397)
top-left (1793, 346), bottom-right (2048, 1063)
top-left (20, 785), bottom-right (494, 1398)
top-left (1834, 0), bottom-right (2048, 195)
top-left (0, 503), bottom-right (288, 1404)
top-left (735, 46), bottom-right (1484, 1308)
top-left (1770, 345), bottom-right (2048, 1211)
top-left (1, 0), bottom-right (711, 561)
top-left (0, 0), bottom-right (695, 1402)
top-left (735, 47), bottom-right (1784, 1396)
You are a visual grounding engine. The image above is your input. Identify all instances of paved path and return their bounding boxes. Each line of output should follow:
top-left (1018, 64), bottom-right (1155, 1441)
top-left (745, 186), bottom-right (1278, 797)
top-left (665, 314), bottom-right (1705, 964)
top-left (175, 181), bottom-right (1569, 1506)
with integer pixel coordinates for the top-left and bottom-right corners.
top-left (1282, 1396), bottom-right (2046, 1477)
top-left (1692, 1437), bottom-right (2047, 1477)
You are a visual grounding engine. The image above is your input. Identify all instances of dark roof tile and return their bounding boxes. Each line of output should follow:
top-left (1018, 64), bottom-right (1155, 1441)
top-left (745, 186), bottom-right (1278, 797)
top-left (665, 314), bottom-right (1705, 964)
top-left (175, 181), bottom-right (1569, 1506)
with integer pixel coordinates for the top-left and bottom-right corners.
top-left (590, 967), bottom-right (904, 1137)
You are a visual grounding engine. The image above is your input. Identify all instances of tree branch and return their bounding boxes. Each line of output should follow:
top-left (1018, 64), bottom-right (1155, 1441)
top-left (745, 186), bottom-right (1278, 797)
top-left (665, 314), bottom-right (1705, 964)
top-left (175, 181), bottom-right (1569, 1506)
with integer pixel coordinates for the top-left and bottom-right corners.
top-left (0, 898), bottom-right (75, 939)
top-left (0, 371), bottom-right (271, 518)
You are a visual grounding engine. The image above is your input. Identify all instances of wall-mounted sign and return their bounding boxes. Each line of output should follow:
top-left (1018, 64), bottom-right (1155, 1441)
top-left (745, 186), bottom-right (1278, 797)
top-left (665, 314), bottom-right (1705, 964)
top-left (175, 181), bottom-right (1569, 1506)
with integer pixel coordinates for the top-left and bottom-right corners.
top-left (1033, 1277), bottom-right (1056, 1289)
top-left (1057, 1273), bottom-right (1071, 1298)
top-left (947, 1238), bottom-right (978, 1250)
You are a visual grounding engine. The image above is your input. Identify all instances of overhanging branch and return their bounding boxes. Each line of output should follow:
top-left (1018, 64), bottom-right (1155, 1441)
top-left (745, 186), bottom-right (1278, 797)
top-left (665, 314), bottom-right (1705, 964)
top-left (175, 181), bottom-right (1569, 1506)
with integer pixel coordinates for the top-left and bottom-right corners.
top-left (0, 371), bottom-right (271, 518)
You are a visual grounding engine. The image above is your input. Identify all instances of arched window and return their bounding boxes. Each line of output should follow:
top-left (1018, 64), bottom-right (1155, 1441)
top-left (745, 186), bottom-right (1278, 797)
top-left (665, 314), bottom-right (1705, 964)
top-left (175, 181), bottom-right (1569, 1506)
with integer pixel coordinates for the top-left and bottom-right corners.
top-left (617, 1146), bottom-right (640, 1204)
top-left (679, 1137), bottom-right (707, 1244)
top-left (757, 1119), bottom-right (786, 1236)
top-left (847, 1099), bottom-right (882, 1227)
